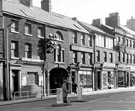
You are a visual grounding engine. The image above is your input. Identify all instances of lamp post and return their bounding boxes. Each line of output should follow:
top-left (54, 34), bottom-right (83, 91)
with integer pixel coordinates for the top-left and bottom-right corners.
top-left (5, 22), bottom-right (14, 100)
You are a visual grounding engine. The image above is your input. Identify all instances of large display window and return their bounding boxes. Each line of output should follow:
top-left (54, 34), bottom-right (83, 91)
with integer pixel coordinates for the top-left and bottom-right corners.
top-left (102, 71), bottom-right (115, 88)
top-left (79, 71), bottom-right (92, 88)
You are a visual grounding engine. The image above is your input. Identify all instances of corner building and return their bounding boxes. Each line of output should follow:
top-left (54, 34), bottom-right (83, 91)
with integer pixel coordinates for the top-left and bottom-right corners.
top-left (0, 0), bottom-right (91, 100)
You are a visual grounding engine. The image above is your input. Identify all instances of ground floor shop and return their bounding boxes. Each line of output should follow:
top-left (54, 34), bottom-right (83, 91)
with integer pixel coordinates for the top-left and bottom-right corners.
top-left (94, 63), bottom-right (115, 90)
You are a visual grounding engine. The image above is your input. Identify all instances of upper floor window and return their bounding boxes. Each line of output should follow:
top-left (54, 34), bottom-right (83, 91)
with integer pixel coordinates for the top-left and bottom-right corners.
top-left (133, 55), bottom-right (135, 64)
top-left (81, 52), bottom-right (85, 64)
top-left (72, 31), bottom-right (77, 44)
top-left (109, 53), bottom-right (113, 63)
top-left (73, 51), bottom-right (77, 64)
top-left (11, 20), bottom-right (19, 32)
top-left (106, 37), bottom-right (113, 49)
top-left (103, 52), bottom-right (107, 62)
top-left (55, 31), bottom-right (64, 41)
top-left (54, 44), bottom-right (64, 63)
top-left (130, 54), bottom-right (132, 63)
top-left (38, 41), bottom-right (44, 60)
top-left (96, 34), bottom-right (104, 47)
top-left (11, 41), bottom-right (18, 58)
top-left (88, 36), bottom-right (92, 47)
top-left (88, 53), bottom-right (92, 65)
top-left (37, 26), bottom-right (44, 38)
top-left (123, 52), bottom-right (125, 62)
top-left (25, 43), bottom-right (32, 58)
top-left (96, 50), bottom-right (100, 62)
top-left (81, 34), bottom-right (85, 46)
top-left (133, 41), bottom-right (135, 48)
top-left (125, 39), bottom-right (128, 47)
top-left (25, 23), bottom-right (32, 35)
top-left (126, 53), bottom-right (129, 63)
top-left (118, 52), bottom-right (120, 62)
top-left (129, 40), bottom-right (132, 48)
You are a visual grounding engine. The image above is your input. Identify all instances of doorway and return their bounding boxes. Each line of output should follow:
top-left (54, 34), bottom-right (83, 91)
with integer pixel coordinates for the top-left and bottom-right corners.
top-left (12, 70), bottom-right (19, 94)
top-left (97, 71), bottom-right (101, 90)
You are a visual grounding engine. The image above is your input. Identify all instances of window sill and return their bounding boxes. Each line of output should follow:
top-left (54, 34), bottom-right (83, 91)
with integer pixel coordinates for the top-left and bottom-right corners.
top-left (54, 61), bottom-right (65, 64)
top-left (24, 33), bottom-right (32, 36)
top-left (37, 36), bottom-right (44, 38)
top-left (11, 31), bottom-right (19, 34)
top-left (22, 58), bottom-right (44, 62)
top-left (11, 57), bottom-right (20, 60)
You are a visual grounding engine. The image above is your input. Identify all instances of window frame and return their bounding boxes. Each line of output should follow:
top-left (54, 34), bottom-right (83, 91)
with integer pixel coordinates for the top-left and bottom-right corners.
top-left (11, 19), bottom-right (19, 33)
top-left (11, 41), bottom-right (19, 58)
top-left (37, 26), bottom-right (44, 38)
top-left (25, 43), bottom-right (32, 59)
top-left (73, 31), bottom-right (77, 44)
top-left (25, 23), bottom-right (32, 35)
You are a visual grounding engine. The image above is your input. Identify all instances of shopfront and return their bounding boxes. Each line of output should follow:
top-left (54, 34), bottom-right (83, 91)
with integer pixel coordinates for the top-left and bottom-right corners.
top-left (117, 65), bottom-right (130, 87)
top-left (127, 66), bottom-right (135, 86)
top-left (102, 63), bottom-right (115, 89)
top-left (78, 69), bottom-right (93, 92)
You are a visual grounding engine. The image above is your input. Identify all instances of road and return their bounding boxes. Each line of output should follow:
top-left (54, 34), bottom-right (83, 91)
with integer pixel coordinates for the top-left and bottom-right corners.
top-left (1, 91), bottom-right (135, 111)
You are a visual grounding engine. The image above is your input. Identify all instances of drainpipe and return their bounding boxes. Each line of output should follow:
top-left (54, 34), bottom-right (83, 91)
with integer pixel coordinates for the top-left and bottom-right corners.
top-left (93, 34), bottom-right (96, 91)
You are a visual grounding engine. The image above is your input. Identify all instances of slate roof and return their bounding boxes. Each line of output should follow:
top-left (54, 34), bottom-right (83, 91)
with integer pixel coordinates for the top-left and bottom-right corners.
top-left (119, 25), bottom-right (135, 36)
top-left (79, 21), bottom-right (115, 38)
top-left (2, 0), bottom-right (89, 33)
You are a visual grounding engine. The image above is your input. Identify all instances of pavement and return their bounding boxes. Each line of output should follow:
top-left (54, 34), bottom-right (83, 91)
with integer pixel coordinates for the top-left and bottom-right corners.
top-left (0, 86), bottom-right (135, 106)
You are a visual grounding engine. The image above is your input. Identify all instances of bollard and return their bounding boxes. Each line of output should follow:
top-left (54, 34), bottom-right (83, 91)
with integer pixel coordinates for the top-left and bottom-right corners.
top-left (51, 88), bottom-right (71, 107)
top-left (56, 88), bottom-right (63, 104)
top-left (77, 86), bottom-right (83, 100)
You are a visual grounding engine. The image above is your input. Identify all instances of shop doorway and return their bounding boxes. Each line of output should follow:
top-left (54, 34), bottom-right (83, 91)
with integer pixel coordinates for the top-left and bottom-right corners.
top-left (97, 71), bottom-right (101, 90)
top-left (12, 70), bottom-right (19, 95)
top-left (50, 68), bottom-right (68, 94)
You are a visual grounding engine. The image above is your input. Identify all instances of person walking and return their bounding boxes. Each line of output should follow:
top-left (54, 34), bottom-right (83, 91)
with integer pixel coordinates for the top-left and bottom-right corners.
top-left (62, 79), bottom-right (68, 103)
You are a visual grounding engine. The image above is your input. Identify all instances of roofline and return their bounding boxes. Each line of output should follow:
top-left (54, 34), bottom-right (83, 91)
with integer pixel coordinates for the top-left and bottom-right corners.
top-left (3, 11), bottom-right (89, 34)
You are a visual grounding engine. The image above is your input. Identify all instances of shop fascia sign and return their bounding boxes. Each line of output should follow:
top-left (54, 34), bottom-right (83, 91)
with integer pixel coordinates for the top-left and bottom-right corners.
top-left (118, 66), bottom-right (130, 70)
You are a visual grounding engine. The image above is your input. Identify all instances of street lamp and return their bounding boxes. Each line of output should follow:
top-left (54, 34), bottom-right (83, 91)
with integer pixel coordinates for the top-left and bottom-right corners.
top-left (5, 22), bottom-right (14, 100)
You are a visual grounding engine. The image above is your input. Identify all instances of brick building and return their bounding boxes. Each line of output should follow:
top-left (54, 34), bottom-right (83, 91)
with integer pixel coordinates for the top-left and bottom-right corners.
top-left (0, 0), bottom-right (90, 100)
top-left (79, 20), bottom-right (116, 90)
top-left (105, 12), bottom-right (135, 88)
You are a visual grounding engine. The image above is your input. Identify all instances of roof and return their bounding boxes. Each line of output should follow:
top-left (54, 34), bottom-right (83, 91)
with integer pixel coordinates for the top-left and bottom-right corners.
top-left (79, 21), bottom-right (115, 38)
top-left (119, 25), bottom-right (135, 36)
top-left (3, 0), bottom-right (89, 34)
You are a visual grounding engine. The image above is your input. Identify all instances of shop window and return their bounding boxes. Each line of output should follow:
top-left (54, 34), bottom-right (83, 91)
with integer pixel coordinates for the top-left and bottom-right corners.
top-left (79, 71), bottom-right (92, 88)
top-left (27, 72), bottom-right (38, 85)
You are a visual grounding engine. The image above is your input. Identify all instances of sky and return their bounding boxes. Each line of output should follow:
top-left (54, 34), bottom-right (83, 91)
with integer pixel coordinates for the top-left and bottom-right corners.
top-left (33, 0), bottom-right (135, 25)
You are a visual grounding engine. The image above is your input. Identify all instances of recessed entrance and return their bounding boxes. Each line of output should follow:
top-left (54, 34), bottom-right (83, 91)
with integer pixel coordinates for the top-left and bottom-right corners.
top-left (50, 67), bottom-right (68, 94)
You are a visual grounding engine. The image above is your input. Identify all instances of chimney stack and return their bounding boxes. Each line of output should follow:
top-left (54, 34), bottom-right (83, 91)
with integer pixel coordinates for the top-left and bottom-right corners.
top-left (92, 19), bottom-right (102, 28)
top-left (41, 0), bottom-right (51, 12)
top-left (20, 0), bottom-right (33, 7)
top-left (105, 12), bottom-right (120, 28)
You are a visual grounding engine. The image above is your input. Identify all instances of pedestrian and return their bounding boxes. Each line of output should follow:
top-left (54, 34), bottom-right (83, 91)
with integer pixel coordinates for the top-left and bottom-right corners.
top-left (62, 79), bottom-right (68, 103)
top-left (72, 82), bottom-right (77, 94)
